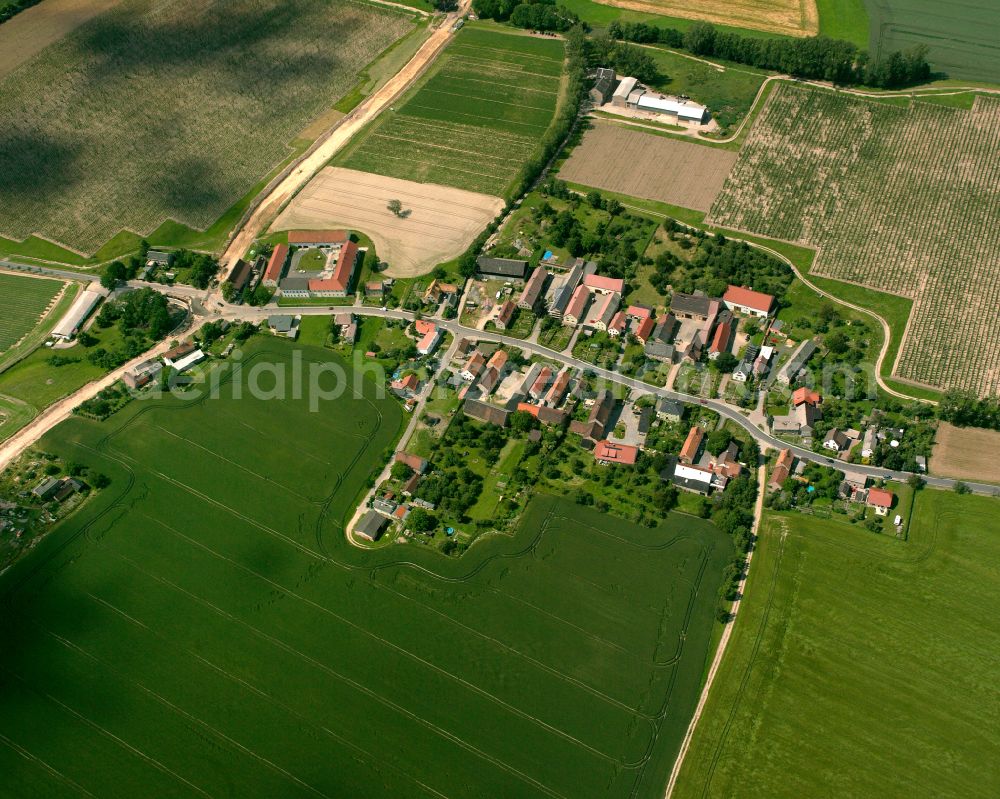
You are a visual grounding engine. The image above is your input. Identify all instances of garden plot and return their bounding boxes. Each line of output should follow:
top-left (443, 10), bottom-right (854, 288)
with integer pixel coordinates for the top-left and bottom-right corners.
top-left (708, 84), bottom-right (1000, 395)
top-left (0, 0), bottom-right (415, 254)
top-left (272, 167), bottom-right (503, 277)
top-left (337, 25), bottom-right (565, 198)
top-left (560, 121), bottom-right (738, 212)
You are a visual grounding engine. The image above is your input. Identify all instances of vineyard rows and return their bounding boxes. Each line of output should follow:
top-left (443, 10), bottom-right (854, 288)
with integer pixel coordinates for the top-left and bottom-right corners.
top-left (338, 26), bottom-right (564, 198)
top-left (0, 273), bottom-right (63, 353)
top-left (0, 0), bottom-right (414, 254)
top-left (708, 85), bottom-right (1000, 395)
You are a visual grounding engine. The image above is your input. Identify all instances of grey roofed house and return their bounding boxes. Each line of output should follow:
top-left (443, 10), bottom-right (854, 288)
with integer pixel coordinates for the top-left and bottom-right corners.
top-left (651, 314), bottom-right (677, 343)
top-left (268, 315), bottom-right (296, 333)
top-left (670, 293), bottom-right (717, 320)
top-left (776, 339), bottom-right (818, 384)
top-left (463, 399), bottom-right (510, 427)
top-left (355, 510), bottom-right (388, 542)
top-left (824, 428), bottom-right (850, 450)
top-left (518, 266), bottom-right (548, 310)
top-left (32, 477), bottom-right (61, 500)
top-left (278, 276), bottom-right (311, 293)
top-left (645, 340), bottom-right (675, 363)
top-left (589, 67), bottom-right (616, 104)
top-left (146, 250), bottom-right (173, 265)
top-left (476, 256), bottom-right (528, 279)
top-left (373, 498), bottom-right (397, 515)
top-left (656, 398), bottom-right (685, 420)
top-left (637, 406), bottom-right (653, 435)
top-left (548, 262), bottom-right (584, 316)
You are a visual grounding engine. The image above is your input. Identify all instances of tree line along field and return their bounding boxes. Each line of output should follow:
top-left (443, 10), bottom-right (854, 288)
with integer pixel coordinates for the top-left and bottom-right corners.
top-left (675, 489), bottom-right (1000, 798)
top-left (865, 0), bottom-right (1000, 84)
top-left (0, 0), bottom-right (416, 255)
top-left (337, 25), bottom-right (565, 198)
top-left (707, 84), bottom-right (1000, 396)
top-left (0, 272), bottom-right (64, 353)
top-left (0, 339), bottom-right (733, 799)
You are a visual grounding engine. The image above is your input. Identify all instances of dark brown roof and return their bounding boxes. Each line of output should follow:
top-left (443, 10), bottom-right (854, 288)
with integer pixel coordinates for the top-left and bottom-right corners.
top-left (463, 399), bottom-right (510, 427)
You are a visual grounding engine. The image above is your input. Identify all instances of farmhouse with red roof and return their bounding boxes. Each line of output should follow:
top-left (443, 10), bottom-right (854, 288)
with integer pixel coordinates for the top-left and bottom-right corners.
top-left (594, 440), bottom-right (638, 466)
top-left (723, 285), bottom-right (775, 318)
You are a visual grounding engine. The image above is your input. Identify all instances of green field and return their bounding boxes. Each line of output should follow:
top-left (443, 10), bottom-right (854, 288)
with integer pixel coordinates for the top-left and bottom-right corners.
top-left (642, 48), bottom-right (768, 132)
top-left (676, 489), bottom-right (1000, 797)
top-left (0, 0), bottom-right (415, 255)
top-left (0, 272), bottom-right (64, 353)
top-left (0, 339), bottom-right (732, 798)
top-left (816, 0), bottom-right (870, 46)
top-left (708, 83), bottom-right (1000, 395)
top-left (337, 25), bottom-right (565, 197)
top-left (864, 0), bottom-right (1000, 83)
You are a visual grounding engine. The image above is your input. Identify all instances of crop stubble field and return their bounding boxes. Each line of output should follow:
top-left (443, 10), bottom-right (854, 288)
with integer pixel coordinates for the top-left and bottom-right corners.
top-left (272, 167), bottom-right (504, 277)
top-left (337, 26), bottom-right (565, 198)
top-left (0, 272), bottom-right (65, 354)
top-left (708, 84), bottom-right (1000, 395)
top-left (560, 122), bottom-right (739, 212)
top-left (675, 491), bottom-right (1000, 797)
top-left (0, 0), bottom-right (415, 255)
top-left (865, 0), bottom-right (1000, 83)
top-left (930, 422), bottom-right (1000, 483)
top-left (588, 0), bottom-right (819, 36)
top-left (0, 341), bottom-right (731, 798)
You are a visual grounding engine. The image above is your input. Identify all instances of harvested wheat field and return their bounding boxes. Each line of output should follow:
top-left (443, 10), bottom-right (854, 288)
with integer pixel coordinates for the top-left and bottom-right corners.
top-left (709, 85), bottom-right (1000, 395)
top-left (272, 168), bottom-right (504, 277)
top-left (591, 0), bottom-right (818, 36)
top-left (560, 122), bottom-right (738, 212)
top-left (930, 423), bottom-right (1000, 483)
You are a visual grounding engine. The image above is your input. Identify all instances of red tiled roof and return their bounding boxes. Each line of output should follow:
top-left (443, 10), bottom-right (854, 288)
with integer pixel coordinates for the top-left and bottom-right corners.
top-left (545, 369), bottom-right (570, 405)
top-left (583, 274), bottom-right (625, 294)
top-left (608, 311), bottom-right (627, 333)
top-left (594, 440), bottom-right (638, 465)
top-left (635, 316), bottom-right (655, 343)
top-left (680, 426), bottom-right (704, 463)
top-left (710, 319), bottom-right (732, 354)
top-left (308, 240), bottom-right (358, 292)
top-left (792, 387), bottom-right (821, 406)
top-left (264, 244), bottom-right (288, 283)
top-left (487, 350), bottom-right (508, 371)
top-left (565, 284), bottom-right (589, 320)
top-left (867, 488), bottom-right (894, 508)
top-left (626, 304), bottom-right (652, 320)
top-left (496, 300), bottom-right (516, 326)
top-left (414, 319), bottom-right (436, 336)
top-left (724, 285), bottom-right (774, 314)
top-left (287, 229), bottom-right (348, 245)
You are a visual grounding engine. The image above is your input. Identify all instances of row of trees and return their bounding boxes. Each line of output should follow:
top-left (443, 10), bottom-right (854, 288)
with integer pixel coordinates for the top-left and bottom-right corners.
top-left (0, 0), bottom-right (39, 25)
top-left (472, 0), bottom-right (579, 33)
top-left (938, 391), bottom-right (1000, 431)
top-left (608, 20), bottom-right (932, 89)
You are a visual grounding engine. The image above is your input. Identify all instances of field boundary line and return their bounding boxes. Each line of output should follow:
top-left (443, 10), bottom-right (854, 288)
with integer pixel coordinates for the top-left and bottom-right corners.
top-left (0, 732), bottom-right (97, 798)
top-left (664, 464), bottom-right (766, 798)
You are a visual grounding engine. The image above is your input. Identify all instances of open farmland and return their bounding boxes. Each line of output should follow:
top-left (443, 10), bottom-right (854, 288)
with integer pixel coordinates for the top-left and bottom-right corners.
top-left (271, 167), bottom-right (504, 277)
top-left (0, 0), bottom-right (415, 254)
top-left (337, 25), bottom-right (565, 198)
top-left (560, 122), bottom-right (738, 211)
top-left (587, 0), bottom-right (818, 36)
top-left (930, 422), bottom-right (1000, 483)
top-left (0, 272), bottom-right (65, 353)
top-left (0, 339), bottom-right (731, 798)
top-left (708, 84), bottom-right (1000, 395)
top-left (865, 0), bottom-right (1000, 83)
top-left (675, 491), bottom-right (1000, 798)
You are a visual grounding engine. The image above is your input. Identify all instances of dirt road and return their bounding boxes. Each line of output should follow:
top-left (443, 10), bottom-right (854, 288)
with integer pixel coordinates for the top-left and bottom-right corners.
top-left (219, 2), bottom-right (469, 275)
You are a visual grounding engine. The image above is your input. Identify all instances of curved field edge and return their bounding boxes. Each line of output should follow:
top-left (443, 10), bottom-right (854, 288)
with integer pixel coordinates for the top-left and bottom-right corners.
top-left (0, 339), bottom-right (733, 799)
top-left (556, 181), bottom-right (934, 404)
top-left (671, 489), bottom-right (1000, 798)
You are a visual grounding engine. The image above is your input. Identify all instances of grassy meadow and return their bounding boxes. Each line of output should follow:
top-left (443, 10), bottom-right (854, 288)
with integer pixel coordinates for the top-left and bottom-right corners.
top-left (337, 25), bottom-right (565, 197)
top-left (675, 489), bottom-right (1000, 797)
top-left (0, 0), bottom-right (416, 255)
top-left (0, 272), bottom-right (64, 353)
top-left (0, 338), bottom-right (732, 798)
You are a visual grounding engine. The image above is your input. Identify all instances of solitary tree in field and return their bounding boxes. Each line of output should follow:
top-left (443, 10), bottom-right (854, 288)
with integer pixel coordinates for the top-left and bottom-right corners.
top-left (387, 199), bottom-right (404, 217)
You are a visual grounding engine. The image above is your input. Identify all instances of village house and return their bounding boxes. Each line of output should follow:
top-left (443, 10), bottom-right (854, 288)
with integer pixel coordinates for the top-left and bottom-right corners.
top-left (867, 487), bottom-right (895, 516)
top-left (562, 284), bottom-right (590, 327)
top-left (463, 398), bottom-right (510, 427)
top-left (656, 398), bottom-right (685, 422)
top-left (594, 440), bottom-right (638, 466)
top-left (262, 244), bottom-right (289, 287)
top-left (494, 300), bottom-right (516, 330)
top-left (518, 266), bottom-right (547, 310)
top-left (123, 359), bottom-right (163, 390)
top-left (823, 428), bottom-right (850, 452)
top-left (395, 452), bottom-right (429, 474)
top-left (460, 351), bottom-right (486, 382)
top-left (355, 510), bottom-right (388, 542)
top-left (679, 425), bottom-right (704, 465)
top-left (723, 285), bottom-right (775, 318)
top-left (768, 448), bottom-right (795, 490)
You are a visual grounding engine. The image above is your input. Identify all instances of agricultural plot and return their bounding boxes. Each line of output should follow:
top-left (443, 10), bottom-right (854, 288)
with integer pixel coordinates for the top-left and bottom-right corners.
top-left (0, 338), bottom-right (732, 798)
top-left (675, 490), bottom-right (1000, 798)
top-left (0, 0), bottom-right (415, 254)
top-left (272, 167), bottom-right (504, 277)
top-left (0, 272), bottom-right (64, 353)
top-left (865, 0), bottom-right (1000, 83)
top-left (560, 122), bottom-right (738, 211)
top-left (930, 422), bottom-right (1000, 483)
top-left (337, 25), bottom-right (565, 198)
top-left (588, 0), bottom-right (819, 36)
top-left (708, 84), bottom-right (1000, 395)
